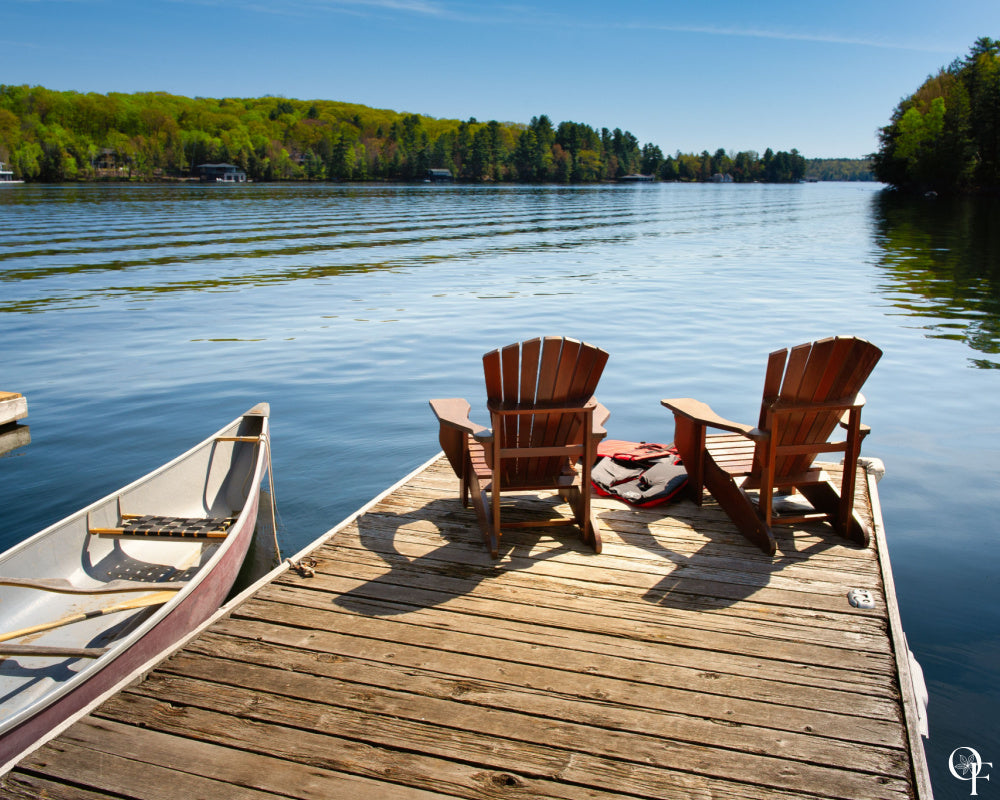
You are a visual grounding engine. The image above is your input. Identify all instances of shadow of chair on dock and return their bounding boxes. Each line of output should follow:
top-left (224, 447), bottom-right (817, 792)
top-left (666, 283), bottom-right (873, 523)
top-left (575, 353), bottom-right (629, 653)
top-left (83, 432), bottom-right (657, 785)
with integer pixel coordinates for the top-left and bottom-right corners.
top-left (330, 458), bottom-right (871, 620)
top-left (333, 494), bottom-right (590, 618)
top-left (605, 497), bottom-right (863, 612)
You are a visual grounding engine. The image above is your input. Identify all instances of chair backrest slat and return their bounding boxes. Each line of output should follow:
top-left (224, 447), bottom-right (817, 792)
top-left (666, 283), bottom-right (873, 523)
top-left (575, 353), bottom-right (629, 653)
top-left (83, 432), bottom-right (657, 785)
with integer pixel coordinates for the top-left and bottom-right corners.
top-left (792, 337), bottom-right (860, 459)
top-left (484, 337), bottom-right (608, 488)
top-left (526, 338), bottom-right (565, 483)
top-left (778, 338), bottom-right (840, 470)
top-left (754, 336), bottom-right (882, 480)
top-left (759, 347), bottom-right (788, 414)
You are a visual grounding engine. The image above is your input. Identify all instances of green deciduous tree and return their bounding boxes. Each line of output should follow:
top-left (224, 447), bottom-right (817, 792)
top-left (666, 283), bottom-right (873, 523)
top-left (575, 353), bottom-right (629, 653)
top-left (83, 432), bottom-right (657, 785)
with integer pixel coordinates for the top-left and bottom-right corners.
top-left (0, 85), bottom-right (812, 185)
top-left (875, 37), bottom-right (1000, 192)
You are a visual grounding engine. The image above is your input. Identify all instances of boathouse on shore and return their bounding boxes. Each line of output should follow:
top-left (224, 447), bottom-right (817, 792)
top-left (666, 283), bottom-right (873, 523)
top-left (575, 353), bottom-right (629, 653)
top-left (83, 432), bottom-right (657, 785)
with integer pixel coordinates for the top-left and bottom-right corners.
top-left (0, 163), bottom-right (21, 182)
top-left (197, 163), bottom-right (248, 183)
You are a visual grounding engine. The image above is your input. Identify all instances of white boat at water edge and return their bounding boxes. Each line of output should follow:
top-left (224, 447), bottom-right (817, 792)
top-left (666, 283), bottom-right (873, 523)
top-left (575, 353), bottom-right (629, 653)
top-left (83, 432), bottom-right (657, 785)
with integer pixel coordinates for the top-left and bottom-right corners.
top-left (0, 163), bottom-right (23, 184)
top-left (0, 403), bottom-right (270, 769)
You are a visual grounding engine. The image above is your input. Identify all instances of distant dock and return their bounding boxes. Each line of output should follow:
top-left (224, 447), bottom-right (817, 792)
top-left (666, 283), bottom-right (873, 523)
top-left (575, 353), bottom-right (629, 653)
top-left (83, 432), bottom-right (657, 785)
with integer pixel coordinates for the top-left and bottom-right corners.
top-left (0, 393), bottom-right (27, 428)
top-left (1, 453), bottom-right (931, 798)
top-left (0, 393), bottom-right (29, 457)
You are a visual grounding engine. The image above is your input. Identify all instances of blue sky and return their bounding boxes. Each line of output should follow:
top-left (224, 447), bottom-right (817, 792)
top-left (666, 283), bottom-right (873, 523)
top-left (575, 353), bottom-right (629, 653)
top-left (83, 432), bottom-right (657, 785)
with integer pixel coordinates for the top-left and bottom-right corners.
top-left (3, 0), bottom-right (997, 157)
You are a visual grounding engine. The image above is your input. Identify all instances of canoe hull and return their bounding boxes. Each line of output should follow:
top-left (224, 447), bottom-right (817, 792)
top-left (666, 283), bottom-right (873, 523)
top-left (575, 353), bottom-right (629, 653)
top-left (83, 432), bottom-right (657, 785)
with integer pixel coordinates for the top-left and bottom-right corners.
top-left (0, 404), bottom-right (269, 769)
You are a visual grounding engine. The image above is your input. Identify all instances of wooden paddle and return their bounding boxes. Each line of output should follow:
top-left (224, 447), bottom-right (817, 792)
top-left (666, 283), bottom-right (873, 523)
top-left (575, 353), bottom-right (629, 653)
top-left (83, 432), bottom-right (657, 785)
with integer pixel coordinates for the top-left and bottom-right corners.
top-left (0, 590), bottom-right (178, 644)
top-left (0, 644), bottom-right (108, 659)
top-left (0, 576), bottom-right (188, 594)
top-left (0, 575), bottom-right (187, 594)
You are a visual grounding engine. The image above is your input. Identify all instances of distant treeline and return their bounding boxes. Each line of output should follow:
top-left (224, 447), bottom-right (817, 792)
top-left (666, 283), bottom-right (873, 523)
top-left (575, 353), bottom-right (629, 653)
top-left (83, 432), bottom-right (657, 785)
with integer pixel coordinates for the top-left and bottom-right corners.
top-left (805, 158), bottom-right (874, 181)
top-left (874, 37), bottom-right (1000, 193)
top-left (0, 85), bottom-right (810, 184)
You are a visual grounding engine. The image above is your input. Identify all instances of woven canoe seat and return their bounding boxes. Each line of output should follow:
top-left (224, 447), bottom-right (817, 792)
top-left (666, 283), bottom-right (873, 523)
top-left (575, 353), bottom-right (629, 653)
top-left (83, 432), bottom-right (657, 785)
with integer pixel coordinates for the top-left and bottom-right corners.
top-left (89, 514), bottom-right (237, 539)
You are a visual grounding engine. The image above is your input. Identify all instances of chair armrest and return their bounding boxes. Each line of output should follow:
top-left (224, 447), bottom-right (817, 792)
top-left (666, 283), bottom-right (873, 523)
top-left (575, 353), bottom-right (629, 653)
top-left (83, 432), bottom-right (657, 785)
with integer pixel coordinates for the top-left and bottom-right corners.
top-left (838, 399), bottom-right (871, 437)
top-left (591, 400), bottom-right (610, 438)
top-left (661, 398), bottom-right (763, 439)
top-left (429, 398), bottom-right (488, 437)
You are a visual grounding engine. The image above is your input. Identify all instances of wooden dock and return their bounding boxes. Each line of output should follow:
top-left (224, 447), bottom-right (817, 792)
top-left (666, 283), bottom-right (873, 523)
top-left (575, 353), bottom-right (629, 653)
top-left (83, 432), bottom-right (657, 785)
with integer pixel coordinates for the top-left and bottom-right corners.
top-left (1, 454), bottom-right (932, 799)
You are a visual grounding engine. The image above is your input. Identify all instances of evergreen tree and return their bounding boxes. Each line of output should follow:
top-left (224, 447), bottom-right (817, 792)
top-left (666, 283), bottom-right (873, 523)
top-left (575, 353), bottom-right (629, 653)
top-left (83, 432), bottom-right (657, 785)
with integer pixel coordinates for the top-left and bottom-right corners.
top-left (640, 143), bottom-right (664, 176)
top-left (464, 125), bottom-right (491, 180)
top-left (513, 128), bottom-right (538, 181)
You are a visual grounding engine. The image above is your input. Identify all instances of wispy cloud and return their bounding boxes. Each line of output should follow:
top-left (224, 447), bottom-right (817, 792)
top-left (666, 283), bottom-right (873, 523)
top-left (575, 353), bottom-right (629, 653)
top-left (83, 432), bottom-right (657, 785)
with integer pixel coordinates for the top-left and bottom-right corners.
top-left (149, 0), bottom-right (973, 53)
top-left (164, 0), bottom-right (449, 16)
top-left (634, 22), bottom-right (958, 53)
top-left (311, 0), bottom-right (446, 13)
top-left (378, 2), bottom-right (964, 54)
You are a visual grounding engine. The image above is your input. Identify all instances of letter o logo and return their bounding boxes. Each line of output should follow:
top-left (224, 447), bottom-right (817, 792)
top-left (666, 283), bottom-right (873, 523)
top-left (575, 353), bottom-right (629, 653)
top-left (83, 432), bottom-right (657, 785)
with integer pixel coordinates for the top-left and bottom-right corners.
top-left (950, 747), bottom-right (992, 796)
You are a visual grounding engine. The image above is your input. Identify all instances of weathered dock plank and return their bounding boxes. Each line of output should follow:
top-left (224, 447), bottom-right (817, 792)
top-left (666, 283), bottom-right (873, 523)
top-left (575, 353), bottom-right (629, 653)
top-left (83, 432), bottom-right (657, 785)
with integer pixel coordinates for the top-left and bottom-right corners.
top-left (1, 454), bottom-right (931, 799)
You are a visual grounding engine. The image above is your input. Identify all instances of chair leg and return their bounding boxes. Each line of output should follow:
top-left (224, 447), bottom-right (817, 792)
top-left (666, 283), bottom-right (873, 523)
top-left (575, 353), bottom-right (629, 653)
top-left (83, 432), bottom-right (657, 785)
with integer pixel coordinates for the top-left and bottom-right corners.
top-left (703, 457), bottom-right (776, 555)
top-left (578, 421), bottom-right (601, 554)
top-left (587, 509), bottom-right (603, 554)
top-left (559, 484), bottom-right (601, 554)
top-left (837, 409), bottom-right (867, 544)
top-left (487, 480), bottom-right (503, 559)
top-left (460, 463), bottom-right (471, 508)
top-left (797, 481), bottom-right (870, 546)
top-left (671, 415), bottom-right (706, 506)
top-left (466, 470), bottom-right (498, 557)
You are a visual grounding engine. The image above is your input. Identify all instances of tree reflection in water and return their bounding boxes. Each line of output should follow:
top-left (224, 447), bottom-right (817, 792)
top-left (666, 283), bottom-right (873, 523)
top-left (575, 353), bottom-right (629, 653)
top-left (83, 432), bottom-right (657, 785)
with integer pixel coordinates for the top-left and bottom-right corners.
top-left (872, 190), bottom-right (1000, 367)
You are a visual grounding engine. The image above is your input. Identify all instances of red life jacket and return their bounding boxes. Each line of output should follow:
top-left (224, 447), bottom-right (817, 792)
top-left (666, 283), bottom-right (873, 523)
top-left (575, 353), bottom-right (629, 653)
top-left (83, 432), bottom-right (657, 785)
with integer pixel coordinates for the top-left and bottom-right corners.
top-left (591, 440), bottom-right (688, 508)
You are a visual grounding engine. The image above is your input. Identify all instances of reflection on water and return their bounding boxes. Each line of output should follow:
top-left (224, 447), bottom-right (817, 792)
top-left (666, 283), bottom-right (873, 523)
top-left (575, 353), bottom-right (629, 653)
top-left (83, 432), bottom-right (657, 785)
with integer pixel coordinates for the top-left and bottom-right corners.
top-left (0, 425), bottom-right (30, 458)
top-left (6, 183), bottom-right (999, 375)
top-left (872, 191), bottom-right (1000, 368)
top-left (0, 184), bottom-right (654, 314)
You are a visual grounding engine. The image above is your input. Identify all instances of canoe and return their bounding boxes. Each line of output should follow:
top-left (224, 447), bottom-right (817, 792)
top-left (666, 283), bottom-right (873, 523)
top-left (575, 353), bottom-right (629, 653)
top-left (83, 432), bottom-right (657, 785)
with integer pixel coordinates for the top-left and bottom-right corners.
top-left (0, 403), bottom-right (270, 768)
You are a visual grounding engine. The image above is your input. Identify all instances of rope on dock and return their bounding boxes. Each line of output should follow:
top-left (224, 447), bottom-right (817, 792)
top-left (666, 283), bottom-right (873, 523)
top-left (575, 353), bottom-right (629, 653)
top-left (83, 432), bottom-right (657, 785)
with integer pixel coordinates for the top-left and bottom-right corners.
top-left (285, 556), bottom-right (316, 578)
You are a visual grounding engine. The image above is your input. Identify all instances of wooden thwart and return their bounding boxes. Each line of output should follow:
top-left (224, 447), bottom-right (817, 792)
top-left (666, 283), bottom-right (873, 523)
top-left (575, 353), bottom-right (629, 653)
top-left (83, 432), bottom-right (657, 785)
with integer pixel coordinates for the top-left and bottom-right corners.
top-left (89, 514), bottom-right (236, 539)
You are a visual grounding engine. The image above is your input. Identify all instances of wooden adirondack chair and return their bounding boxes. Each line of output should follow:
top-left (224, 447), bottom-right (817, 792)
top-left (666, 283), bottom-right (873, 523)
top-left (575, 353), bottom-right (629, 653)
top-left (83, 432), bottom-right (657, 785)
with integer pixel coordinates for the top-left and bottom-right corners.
top-left (661, 337), bottom-right (882, 555)
top-left (430, 337), bottom-right (610, 557)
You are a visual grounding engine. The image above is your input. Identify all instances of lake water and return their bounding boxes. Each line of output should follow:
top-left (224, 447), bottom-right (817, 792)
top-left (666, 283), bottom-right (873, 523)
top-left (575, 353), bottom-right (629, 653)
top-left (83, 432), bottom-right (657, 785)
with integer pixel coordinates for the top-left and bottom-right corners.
top-left (1, 182), bottom-right (998, 797)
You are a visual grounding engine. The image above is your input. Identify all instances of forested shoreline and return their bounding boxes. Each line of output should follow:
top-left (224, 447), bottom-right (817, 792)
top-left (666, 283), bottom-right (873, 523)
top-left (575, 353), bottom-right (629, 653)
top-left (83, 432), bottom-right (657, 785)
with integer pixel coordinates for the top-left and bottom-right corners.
top-left (874, 37), bottom-right (1000, 194)
top-left (805, 158), bottom-right (875, 182)
top-left (0, 85), bottom-right (822, 184)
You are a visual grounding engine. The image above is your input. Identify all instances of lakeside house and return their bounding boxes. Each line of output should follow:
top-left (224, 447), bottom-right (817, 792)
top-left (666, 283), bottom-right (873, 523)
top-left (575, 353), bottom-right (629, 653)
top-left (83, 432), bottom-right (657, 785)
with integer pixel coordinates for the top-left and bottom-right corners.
top-left (94, 148), bottom-right (129, 178)
top-left (197, 163), bottom-right (249, 183)
top-left (619, 173), bottom-right (653, 182)
top-left (425, 168), bottom-right (453, 183)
